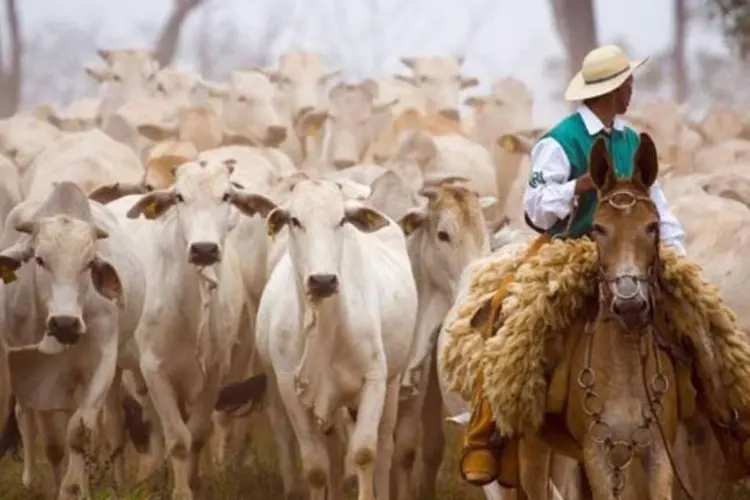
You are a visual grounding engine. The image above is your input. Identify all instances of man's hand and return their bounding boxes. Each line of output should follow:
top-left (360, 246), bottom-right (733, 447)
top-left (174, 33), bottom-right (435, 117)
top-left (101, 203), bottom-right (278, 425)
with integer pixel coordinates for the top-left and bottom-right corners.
top-left (575, 174), bottom-right (596, 194)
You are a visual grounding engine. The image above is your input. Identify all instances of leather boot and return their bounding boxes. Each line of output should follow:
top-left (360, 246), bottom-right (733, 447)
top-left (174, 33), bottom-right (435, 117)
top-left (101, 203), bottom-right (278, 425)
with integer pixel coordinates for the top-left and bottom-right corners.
top-left (459, 233), bottom-right (552, 487)
top-left (459, 382), bottom-right (500, 486)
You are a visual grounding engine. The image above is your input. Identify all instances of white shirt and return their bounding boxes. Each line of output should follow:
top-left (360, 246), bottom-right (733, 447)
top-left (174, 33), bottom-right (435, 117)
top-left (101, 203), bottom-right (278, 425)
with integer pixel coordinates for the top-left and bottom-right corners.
top-left (523, 105), bottom-right (687, 256)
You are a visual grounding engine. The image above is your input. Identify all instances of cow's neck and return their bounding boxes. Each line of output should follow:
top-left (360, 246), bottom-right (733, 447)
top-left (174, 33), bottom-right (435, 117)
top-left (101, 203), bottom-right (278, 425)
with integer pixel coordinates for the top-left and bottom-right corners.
top-left (155, 216), bottom-right (218, 340)
top-left (293, 293), bottom-right (343, 430)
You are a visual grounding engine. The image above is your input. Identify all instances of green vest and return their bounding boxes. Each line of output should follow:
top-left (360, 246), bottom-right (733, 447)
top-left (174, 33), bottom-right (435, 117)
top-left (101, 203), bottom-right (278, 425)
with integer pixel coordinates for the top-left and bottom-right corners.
top-left (529, 112), bottom-right (641, 238)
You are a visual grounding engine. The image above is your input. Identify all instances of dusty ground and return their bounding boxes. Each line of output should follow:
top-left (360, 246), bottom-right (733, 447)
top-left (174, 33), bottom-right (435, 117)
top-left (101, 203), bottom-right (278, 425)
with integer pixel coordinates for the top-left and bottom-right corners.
top-left (0, 412), bottom-right (485, 500)
top-left (4, 412), bottom-right (749, 500)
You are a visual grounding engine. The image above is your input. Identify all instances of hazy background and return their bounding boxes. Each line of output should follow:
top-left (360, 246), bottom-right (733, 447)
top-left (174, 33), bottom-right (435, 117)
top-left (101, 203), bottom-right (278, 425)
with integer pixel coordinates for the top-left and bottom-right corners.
top-left (1, 0), bottom-right (747, 124)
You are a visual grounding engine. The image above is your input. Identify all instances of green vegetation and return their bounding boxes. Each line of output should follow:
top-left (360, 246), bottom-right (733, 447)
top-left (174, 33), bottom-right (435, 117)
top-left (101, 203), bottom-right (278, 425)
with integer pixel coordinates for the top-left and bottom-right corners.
top-left (0, 414), bottom-right (484, 500)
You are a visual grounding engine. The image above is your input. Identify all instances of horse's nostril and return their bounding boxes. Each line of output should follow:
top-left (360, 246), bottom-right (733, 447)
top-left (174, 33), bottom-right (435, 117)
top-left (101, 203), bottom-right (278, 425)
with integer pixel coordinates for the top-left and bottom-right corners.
top-left (613, 298), bottom-right (648, 316)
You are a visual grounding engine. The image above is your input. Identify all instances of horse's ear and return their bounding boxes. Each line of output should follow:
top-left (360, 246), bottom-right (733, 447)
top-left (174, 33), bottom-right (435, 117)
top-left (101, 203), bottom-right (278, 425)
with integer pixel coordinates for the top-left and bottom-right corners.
top-left (633, 132), bottom-right (659, 189)
top-left (589, 137), bottom-right (614, 190)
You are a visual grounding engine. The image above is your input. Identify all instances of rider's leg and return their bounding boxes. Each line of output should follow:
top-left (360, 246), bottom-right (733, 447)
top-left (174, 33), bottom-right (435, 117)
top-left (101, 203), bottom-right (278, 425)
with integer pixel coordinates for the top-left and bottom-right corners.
top-left (459, 234), bottom-right (552, 487)
top-left (459, 372), bottom-right (499, 486)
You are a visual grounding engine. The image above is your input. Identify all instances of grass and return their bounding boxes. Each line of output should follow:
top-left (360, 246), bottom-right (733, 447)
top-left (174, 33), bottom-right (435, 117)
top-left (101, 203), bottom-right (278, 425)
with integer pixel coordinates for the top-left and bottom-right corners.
top-left (0, 412), bottom-right (485, 500)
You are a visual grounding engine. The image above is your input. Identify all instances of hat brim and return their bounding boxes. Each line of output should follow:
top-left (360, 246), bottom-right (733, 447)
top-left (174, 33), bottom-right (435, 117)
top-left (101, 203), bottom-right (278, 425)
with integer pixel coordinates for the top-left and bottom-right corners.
top-left (564, 57), bottom-right (648, 102)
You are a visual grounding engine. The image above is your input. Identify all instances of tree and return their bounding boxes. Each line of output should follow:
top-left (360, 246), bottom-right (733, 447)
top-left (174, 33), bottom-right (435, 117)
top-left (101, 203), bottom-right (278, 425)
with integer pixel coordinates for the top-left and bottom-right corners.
top-left (0, 0), bottom-right (22, 117)
top-left (154, 0), bottom-right (206, 67)
top-left (708, 0), bottom-right (750, 58)
top-left (193, 0), bottom-right (297, 80)
top-left (673, 0), bottom-right (689, 101)
top-left (549, 0), bottom-right (598, 82)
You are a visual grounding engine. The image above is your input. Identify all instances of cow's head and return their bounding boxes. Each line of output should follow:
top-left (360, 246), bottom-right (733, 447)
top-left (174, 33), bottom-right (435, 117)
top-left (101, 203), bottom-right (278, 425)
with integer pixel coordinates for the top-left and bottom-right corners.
top-left (0, 182), bottom-right (122, 348)
top-left (228, 179), bottom-right (390, 300)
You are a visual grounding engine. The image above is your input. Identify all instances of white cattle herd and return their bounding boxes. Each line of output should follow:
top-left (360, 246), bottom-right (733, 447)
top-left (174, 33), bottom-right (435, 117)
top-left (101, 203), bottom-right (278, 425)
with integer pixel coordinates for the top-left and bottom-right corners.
top-left (0, 48), bottom-right (748, 500)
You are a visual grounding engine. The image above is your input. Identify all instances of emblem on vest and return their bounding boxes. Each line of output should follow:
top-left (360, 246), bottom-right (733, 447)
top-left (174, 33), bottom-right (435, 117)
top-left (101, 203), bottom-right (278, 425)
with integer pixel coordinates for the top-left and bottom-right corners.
top-left (529, 170), bottom-right (545, 188)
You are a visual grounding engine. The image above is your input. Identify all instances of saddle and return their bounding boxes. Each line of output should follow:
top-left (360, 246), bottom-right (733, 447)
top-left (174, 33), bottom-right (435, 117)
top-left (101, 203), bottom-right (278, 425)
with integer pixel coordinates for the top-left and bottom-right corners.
top-left (477, 267), bottom-right (701, 488)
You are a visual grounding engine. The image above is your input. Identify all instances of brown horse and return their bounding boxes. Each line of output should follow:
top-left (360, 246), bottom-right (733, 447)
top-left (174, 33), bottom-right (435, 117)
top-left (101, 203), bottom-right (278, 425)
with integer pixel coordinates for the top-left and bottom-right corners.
top-left (544, 133), bottom-right (682, 499)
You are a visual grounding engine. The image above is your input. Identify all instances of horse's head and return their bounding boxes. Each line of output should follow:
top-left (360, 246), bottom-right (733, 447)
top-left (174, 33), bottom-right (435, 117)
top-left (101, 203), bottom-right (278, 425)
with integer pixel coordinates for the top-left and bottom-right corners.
top-left (589, 132), bottom-right (660, 331)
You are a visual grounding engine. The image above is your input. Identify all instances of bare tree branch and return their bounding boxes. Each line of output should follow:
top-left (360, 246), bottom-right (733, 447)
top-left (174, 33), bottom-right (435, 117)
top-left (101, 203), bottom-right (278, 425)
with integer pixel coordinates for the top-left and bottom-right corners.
top-left (0, 0), bottom-right (22, 117)
top-left (549, 0), bottom-right (598, 81)
top-left (673, 0), bottom-right (689, 101)
top-left (453, 0), bottom-right (500, 59)
top-left (195, 2), bottom-right (214, 77)
top-left (707, 0), bottom-right (750, 59)
top-left (154, 0), bottom-right (205, 67)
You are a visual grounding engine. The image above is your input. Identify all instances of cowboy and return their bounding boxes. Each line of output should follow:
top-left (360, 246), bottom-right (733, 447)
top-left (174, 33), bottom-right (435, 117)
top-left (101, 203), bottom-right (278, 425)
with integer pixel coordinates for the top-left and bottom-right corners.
top-left (459, 44), bottom-right (687, 486)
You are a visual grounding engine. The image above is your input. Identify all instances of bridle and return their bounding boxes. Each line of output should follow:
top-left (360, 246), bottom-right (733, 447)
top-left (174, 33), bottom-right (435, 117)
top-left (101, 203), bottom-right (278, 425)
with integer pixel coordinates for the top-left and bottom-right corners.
top-left (595, 188), bottom-right (661, 312)
top-left (579, 187), bottom-right (696, 499)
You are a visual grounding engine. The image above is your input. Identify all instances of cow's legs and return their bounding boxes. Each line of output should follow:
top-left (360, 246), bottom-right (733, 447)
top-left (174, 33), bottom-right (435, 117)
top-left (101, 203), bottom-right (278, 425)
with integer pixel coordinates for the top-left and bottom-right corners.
top-left (186, 367), bottom-right (221, 494)
top-left (419, 357), bottom-right (446, 499)
top-left (37, 411), bottom-right (66, 491)
top-left (392, 367), bottom-right (428, 500)
top-left (140, 351), bottom-right (193, 500)
top-left (102, 369), bottom-right (126, 488)
top-left (277, 372), bottom-right (330, 500)
top-left (267, 372), bottom-right (304, 499)
top-left (124, 368), bottom-right (166, 484)
top-left (326, 418), bottom-right (346, 500)
top-left (16, 404), bottom-right (38, 488)
top-left (374, 378), bottom-right (399, 500)
top-left (60, 331), bottom-right (118, 500)
top-left (348, 367), bottom-right (387, 500)
top-left (211, 410), bottom-right (232, 466)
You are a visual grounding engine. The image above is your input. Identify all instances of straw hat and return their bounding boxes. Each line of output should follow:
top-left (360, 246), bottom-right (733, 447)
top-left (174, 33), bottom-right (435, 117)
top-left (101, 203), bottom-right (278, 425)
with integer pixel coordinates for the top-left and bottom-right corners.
top-left (564, 45), bottom-right (648, 102)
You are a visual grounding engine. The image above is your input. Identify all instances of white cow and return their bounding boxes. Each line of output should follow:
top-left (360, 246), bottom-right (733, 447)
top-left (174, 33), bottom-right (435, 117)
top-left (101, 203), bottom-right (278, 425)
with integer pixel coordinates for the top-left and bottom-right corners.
top-left (105, 160), bottom-right (261, 499)
top-left (0, 154), bottom-right (21, 236)
top-left (397, 56), bottom-right (479, 120)
top-left (21, 129), bottom-right (144, 202)
top-left (0, 181), bottom-right (145, 498)
top-left (240, 179), bottom-right (418, 500)
top-left (85, 49), bottom-right (161, 131)
top-left (200, 69), bottom-right (289, 148)
top-left (0, 114), bottom-right (64, 174)
top-left (389, 180), bottom-right (492, 500)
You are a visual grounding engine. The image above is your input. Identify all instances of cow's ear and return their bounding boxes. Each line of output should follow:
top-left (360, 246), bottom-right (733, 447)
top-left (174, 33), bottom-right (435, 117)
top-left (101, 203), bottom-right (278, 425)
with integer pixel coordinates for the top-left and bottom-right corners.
top-left (91, 256), bottom-right (123, 303)
top-left (344, 205), bottom-right (390, 233)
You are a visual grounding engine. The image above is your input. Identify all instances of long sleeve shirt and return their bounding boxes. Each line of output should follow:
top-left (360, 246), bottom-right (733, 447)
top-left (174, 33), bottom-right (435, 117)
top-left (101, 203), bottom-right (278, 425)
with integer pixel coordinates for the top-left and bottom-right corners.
top-left (523, 105), bottom-right (687, 256)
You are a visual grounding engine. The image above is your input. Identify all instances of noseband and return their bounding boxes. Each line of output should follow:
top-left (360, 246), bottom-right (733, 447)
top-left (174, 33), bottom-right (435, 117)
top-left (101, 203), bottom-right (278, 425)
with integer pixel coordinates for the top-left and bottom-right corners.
top-left (595, 189), bottom-right (661, 310)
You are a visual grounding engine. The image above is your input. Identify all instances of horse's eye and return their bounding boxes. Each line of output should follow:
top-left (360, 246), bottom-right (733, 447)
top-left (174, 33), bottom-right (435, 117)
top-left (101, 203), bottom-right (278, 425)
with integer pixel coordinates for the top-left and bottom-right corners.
top-left (646, 222), bottom-right (659, 235)
top-left (35, 256), bottom-right (45, 268)
top-left (290, 217), bottom-right (302, 228)
top-left (437, 230), bottom-right (451, 242)
top-left (175, 193), bottom-right (184, 203)
top-left (592, 224), bottom-right (607, 236)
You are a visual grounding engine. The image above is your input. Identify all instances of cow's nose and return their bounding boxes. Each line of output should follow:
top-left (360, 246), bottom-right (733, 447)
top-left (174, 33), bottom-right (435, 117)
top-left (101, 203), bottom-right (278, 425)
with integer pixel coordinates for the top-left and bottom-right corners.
top-left (333, 159), bottom-right (356, 169)
top-left (189, 242), bottom-right (221, 266)
top-left (438, 108), bottom-right (460, 121)
top-left (296, 106), bottom-right (315, 120)
top-left (47, 315), bottom-right (83, 344)
top-left (306, 274), bottom-right (339, 298)
top-left (265, 125), bottom-right (287, 146)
